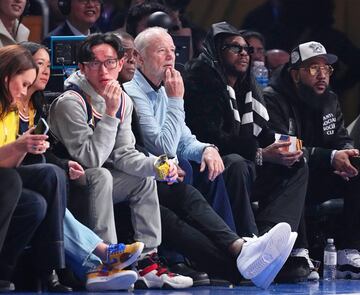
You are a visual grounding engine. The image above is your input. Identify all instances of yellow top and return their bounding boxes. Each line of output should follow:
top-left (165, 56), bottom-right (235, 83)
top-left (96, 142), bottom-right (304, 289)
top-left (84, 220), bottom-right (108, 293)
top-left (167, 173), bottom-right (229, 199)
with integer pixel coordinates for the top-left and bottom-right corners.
top-left (0, 111), bottom-right (18, 147)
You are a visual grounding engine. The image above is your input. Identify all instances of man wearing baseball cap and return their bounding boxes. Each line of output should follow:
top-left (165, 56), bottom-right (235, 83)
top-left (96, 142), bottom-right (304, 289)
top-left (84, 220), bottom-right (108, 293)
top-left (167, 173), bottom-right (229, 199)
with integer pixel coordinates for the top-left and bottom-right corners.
top-left (264, 41), bottom-right (360, 280)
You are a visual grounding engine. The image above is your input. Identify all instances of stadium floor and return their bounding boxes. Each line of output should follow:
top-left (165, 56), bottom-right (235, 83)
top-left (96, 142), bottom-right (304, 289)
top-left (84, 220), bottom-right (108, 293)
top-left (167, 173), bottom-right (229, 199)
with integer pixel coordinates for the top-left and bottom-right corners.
top-left (10, 280), bottom-right (360, 295)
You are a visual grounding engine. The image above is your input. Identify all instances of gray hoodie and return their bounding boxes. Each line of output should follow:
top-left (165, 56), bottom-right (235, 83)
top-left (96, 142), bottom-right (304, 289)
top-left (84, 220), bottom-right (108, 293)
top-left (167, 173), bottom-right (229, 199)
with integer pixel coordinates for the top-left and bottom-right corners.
top-left (48, 70), bottom-right (157, 178)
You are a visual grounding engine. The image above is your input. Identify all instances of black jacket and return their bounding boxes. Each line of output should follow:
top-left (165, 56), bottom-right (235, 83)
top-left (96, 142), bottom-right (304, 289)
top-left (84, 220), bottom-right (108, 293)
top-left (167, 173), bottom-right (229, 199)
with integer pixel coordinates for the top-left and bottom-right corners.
top-left (183, 22), bottom-right (274, 161)
top-left (264, 65), bottom-right (353, 170)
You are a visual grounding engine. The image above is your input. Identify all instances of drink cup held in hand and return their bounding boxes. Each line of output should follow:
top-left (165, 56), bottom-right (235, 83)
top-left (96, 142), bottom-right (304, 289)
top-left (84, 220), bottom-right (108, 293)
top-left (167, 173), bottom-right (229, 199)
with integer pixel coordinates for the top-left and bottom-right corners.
top-left (275, 133), bottom-right (302, 152)
top-left (154, 154), bottom-right (170, 181)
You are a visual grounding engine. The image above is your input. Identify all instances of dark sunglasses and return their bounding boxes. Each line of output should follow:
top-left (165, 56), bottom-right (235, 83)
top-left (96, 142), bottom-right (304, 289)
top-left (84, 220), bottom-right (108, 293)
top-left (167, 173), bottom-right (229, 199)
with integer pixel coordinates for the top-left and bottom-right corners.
top-left (221, 44), bottom-right (254, 54)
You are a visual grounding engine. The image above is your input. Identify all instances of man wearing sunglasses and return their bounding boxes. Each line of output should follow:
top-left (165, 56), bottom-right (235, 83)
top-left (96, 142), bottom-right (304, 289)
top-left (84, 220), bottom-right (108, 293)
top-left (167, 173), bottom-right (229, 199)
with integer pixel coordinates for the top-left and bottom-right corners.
top-left (264, 41), bottom-right (360, 280)
top-left (183, 22), bottom-right (310, 282)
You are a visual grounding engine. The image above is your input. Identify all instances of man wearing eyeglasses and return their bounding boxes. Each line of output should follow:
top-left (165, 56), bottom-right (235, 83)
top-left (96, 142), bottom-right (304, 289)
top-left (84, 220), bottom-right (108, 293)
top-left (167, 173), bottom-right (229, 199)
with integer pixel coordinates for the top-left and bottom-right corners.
top-left (183, 22), bottom-right (310, 282)
top-left (264, 41), bottom-right (360, 279)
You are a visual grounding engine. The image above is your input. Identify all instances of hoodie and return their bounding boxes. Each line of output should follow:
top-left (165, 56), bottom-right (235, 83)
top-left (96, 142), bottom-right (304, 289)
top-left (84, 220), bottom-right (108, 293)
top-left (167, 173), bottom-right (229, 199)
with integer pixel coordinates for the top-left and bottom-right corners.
top-left (48, 70), bottom-right (157, 177)
top-left (183, 22), bottom-right (274, 161)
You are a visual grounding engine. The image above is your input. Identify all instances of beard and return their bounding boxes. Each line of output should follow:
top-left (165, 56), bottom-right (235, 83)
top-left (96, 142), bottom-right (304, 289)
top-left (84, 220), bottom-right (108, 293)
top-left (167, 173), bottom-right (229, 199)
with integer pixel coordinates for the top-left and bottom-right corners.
top-left (222, 60), bottom-right (248, 81)
top-left (296, 80), bottom-right (331, 110)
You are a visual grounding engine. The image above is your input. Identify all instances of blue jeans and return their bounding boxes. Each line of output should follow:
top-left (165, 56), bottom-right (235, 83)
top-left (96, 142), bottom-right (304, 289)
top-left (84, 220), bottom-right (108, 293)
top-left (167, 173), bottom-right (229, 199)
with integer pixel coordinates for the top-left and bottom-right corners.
top-left (64, 209), bottom-right (102, 280)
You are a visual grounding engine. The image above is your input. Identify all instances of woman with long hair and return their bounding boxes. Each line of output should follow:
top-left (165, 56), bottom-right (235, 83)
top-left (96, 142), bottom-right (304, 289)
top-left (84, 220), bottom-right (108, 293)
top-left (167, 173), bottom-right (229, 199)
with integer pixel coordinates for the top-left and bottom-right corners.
top-left (0, 44), bottom-right (67, 291)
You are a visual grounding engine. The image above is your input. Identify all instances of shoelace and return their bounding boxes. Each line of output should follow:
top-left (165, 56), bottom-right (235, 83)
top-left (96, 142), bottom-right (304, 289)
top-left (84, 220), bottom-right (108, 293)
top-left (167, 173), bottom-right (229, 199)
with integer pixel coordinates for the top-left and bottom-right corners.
top-left (149, 253), bottom-right (175, 277)
top-left (291, 248), bottom-right (318, 270)
top-left (106, 243), bottom-right (126, 263)
top-left (243, 234), bottom-right (258, 243)
top-left (344, 249), bottom-right (360, 266)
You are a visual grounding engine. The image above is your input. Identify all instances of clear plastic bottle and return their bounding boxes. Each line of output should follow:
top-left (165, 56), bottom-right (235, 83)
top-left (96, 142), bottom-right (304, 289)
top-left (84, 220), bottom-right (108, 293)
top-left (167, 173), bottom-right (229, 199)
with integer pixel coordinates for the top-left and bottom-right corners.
top-left (323, 238), bottom-right (337, 280)
top-left (252, 61), bottom-right (269, 88)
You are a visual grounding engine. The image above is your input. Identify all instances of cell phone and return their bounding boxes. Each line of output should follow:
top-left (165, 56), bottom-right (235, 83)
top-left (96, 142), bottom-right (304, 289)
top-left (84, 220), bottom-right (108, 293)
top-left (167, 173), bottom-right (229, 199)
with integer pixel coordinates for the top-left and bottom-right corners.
top-left (33, 118), bottom-right (49, 135)
top-left (350, 156), bottom-right (360, 170)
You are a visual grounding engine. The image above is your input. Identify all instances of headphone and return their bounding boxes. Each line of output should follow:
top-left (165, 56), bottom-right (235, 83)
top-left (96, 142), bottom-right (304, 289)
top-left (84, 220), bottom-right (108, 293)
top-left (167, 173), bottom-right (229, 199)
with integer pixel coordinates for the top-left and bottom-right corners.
top-left (58, 0), bottom-right (71, 15)
top-left (58, 0), bottom-right (103, 16)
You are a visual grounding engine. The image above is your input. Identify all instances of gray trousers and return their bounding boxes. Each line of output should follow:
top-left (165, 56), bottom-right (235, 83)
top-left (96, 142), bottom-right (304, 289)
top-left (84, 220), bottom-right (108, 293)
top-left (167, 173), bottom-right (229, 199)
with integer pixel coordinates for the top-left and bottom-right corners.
top-left (110, 168), bottom-right (161, 252)
top-left (69, 167), bottom-right (117, 244)
top-left (69, 167), bottom-right (161, 251)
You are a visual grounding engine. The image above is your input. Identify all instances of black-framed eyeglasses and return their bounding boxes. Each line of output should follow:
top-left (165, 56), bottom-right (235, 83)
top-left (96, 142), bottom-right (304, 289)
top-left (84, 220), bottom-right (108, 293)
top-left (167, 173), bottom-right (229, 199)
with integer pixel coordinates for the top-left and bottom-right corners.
top-left (222, 44), bottom-right (254, 55)
top-left (301, 64), bottom-right (334, 76)
top-left (82, 59), bottom-right (118, 70)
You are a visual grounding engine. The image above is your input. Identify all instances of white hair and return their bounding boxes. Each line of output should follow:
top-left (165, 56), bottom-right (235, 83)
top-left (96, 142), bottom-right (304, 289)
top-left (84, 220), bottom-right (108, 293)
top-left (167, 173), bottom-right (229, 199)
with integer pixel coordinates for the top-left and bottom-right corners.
top-left (134, 27), bottom-right (169, 55)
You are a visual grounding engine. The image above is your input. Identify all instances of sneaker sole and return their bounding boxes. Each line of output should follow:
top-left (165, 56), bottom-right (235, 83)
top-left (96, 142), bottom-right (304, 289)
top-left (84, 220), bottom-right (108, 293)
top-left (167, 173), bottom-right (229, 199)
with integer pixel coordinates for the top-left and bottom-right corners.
top-left (113, 242), bottom-right (144, 270)
top-left (192, 278), bottom-right (211, 287)
top-left (337, 270), bottom-right (360, 279)
top-left (135, 272), bottom-right (193, 289)
top-left (308, 270), bottom-right (320, 281)
top-left (238, 222), bottom-right (291, 280)
top-left (86, 270), bottom-right (138, 291)
top-left (252, 232), bottom-right (298, 289)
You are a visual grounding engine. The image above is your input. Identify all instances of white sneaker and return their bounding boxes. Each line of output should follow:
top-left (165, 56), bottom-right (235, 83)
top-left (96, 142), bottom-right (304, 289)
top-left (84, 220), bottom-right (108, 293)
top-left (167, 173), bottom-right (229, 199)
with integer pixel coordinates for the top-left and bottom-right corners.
top-left (86, 265), bottom-right (138, 291)
top-left (135, 253), bottom-right (193, 289)
top-left (337, 249), bottom-right (360, 279)
top-left (236, 222), bottom-right (291, 287)
top-left (252, 232), bottom-right (298, 289)
top-left (291, 248), bottom-right (320, 281)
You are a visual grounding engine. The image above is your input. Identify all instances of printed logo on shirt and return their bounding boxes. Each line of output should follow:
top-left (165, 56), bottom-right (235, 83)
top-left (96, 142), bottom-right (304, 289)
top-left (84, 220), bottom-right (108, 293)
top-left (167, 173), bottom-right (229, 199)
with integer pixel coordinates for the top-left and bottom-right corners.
top-left (323, 113), bottom-right (336, 135)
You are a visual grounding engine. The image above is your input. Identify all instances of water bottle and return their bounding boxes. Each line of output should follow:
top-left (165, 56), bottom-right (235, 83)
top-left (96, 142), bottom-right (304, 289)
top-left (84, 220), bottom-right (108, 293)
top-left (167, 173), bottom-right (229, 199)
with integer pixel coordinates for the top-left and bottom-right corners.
top-left (323, 238), bottom-right (337, 280)
top-left (253, 61), bottom-right (269, 88)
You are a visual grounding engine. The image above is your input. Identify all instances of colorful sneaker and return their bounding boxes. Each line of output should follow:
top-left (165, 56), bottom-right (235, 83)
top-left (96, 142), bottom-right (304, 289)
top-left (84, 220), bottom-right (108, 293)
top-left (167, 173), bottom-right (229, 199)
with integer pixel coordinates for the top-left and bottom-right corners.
top-left (106, 242), bottom-right (144, 270)
top-left (337, 249), bottom-right (360, 279)
top-left (291, 248), bottom-right (320, 281)
top-left (135, 253), bottom-right (193, 289)
top-left (86, 264), bottom-right (138, 291)
top-left (252, 232), bottom-right (298, 289)
top-left (236, 223), bottom-right (291, 286)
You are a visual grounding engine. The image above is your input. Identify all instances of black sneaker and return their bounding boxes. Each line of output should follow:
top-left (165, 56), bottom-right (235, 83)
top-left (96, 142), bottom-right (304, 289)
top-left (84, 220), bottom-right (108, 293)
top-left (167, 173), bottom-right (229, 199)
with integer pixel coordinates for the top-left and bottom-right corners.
top-left (169, 263), bottom-right (210, 286)
top-left (0, 280), bottom-right (14, 292)
top-left (274, 256), bottom-right (310, 283)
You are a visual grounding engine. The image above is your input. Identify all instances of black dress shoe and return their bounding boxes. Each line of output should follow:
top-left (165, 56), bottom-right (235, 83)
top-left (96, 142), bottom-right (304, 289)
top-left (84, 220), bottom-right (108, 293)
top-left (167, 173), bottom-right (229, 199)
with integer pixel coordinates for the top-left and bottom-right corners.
top-left (209, 276), bottom-right (233, 287)
top-left (57, 268), bottom-right (84, 290)
top-left (169, 263), bottom-right (210, 286)
top-left (46, 271), bottom-right (73, 293)
top-left (0, 280), bottom-right (15, 292)
top-left (274, 256), bottom-right (310, 283)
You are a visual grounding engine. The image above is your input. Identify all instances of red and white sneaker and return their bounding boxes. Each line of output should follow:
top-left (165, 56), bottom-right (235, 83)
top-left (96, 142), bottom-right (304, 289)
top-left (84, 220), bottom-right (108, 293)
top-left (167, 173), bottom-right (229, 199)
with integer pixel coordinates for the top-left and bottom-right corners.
top-left (135, 253), bottom-right (193, 289)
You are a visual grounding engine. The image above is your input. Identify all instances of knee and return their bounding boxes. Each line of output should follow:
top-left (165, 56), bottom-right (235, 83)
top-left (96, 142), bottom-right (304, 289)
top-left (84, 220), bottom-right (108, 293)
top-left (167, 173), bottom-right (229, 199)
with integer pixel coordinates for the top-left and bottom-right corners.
top-left (86, 167), bottom-right (112, 186)
top-left (226, 155), bottom-right (255, 177)
top-left (1, 169), bottom-right (22, 203)
top-left (40, 163), bottom-right (67, 183)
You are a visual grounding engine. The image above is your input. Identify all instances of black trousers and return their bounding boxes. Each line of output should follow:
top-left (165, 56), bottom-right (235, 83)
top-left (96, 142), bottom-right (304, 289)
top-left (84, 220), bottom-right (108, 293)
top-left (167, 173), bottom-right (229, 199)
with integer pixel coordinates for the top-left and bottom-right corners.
top-left (0, 164), bottom-right (66, 278)
top-left (301, 165), bottom-right (360, 250)
top-left (0, 168), bottom-right (48, 281)
top-left (222, 154), bottom-right (259, 236)
top-left (157, 182), bottom-right (242, 283)
top-left (0, 169), bottom-right (22, 252)
top-left (252, 161), bottom-right (308, 239)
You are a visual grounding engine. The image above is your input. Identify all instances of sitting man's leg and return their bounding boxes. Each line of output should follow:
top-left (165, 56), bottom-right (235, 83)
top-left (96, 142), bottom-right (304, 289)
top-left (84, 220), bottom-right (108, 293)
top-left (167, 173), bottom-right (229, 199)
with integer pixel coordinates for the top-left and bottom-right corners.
top-left (69, 167), bottom-right (117, 244)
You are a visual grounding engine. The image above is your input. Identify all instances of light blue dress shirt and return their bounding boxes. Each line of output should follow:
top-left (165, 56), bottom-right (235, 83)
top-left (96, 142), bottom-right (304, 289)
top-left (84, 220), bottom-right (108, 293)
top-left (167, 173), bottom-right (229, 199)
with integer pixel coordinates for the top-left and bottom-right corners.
top-left (124, 69), bottom-right (208, 163)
